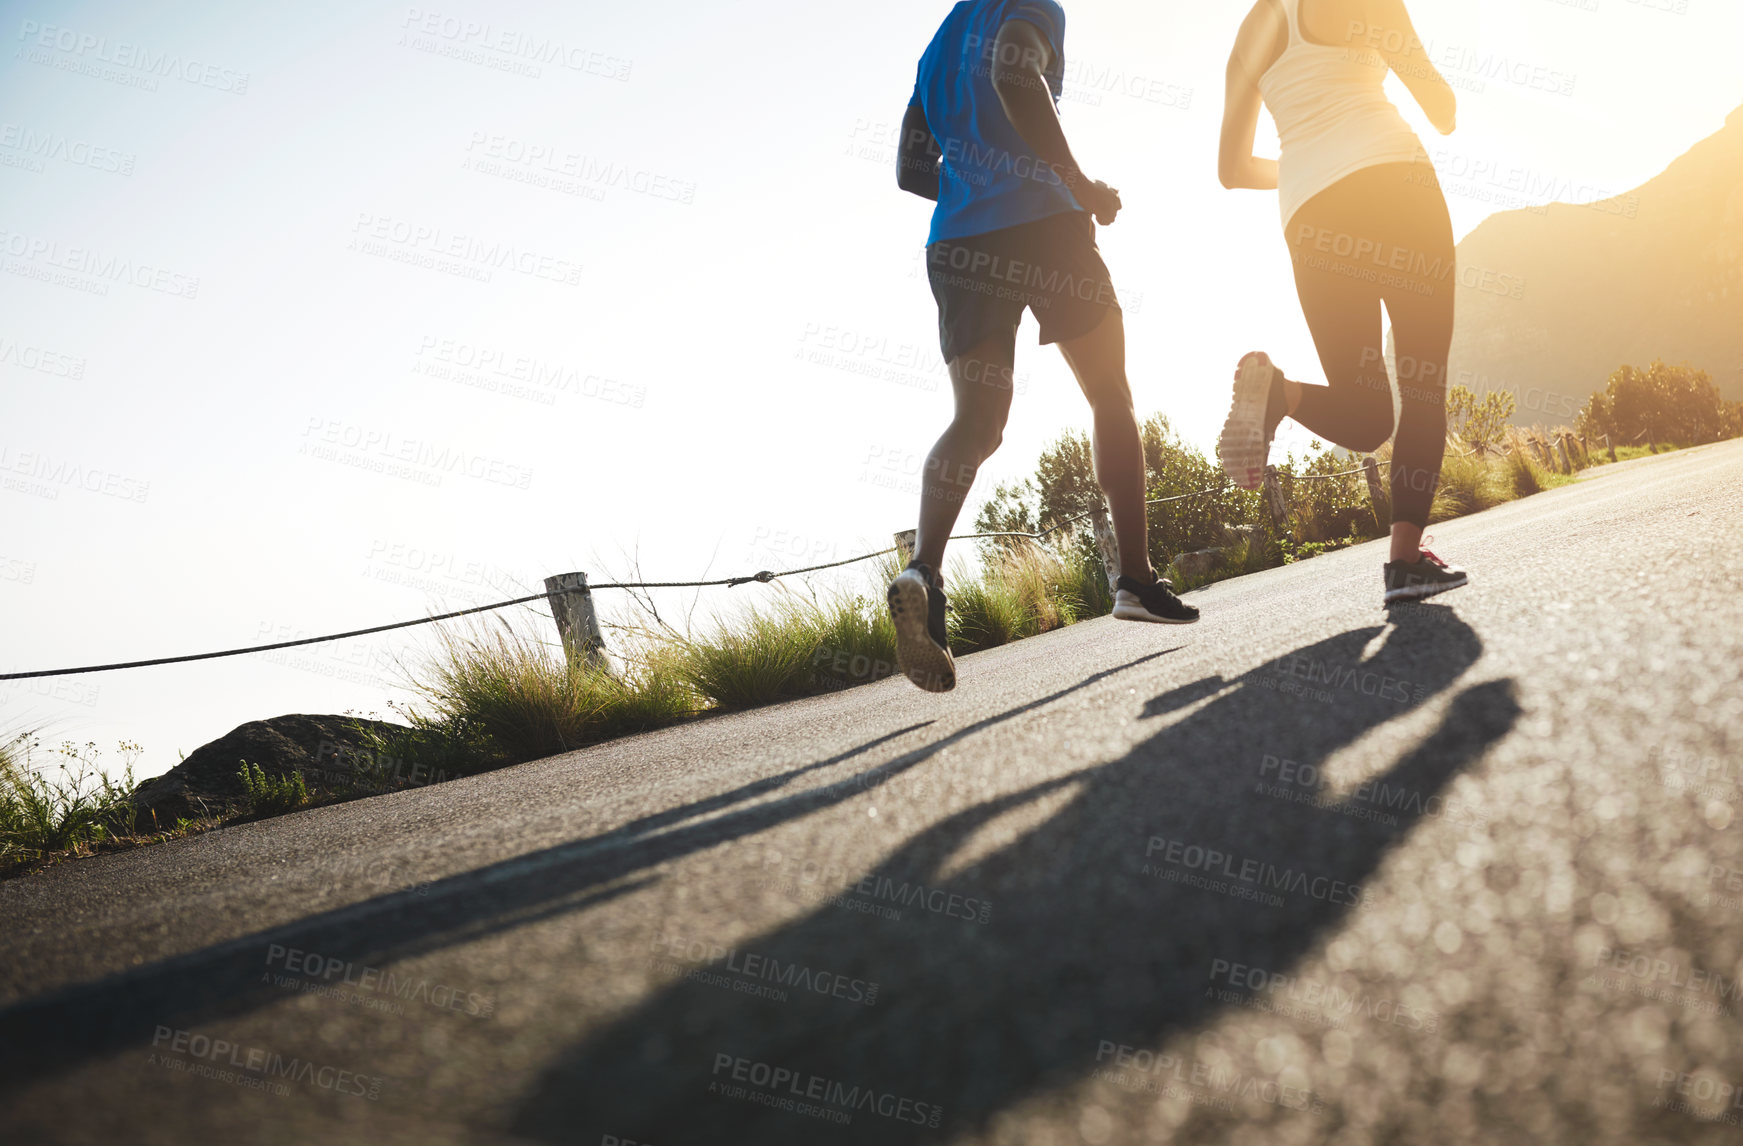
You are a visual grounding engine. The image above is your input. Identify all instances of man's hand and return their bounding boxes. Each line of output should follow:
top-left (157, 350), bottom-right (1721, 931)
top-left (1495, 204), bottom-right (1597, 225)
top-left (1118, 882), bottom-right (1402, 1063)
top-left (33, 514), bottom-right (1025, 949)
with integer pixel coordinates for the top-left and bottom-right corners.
top-left (1077, 180), bottom-right (1121, 226)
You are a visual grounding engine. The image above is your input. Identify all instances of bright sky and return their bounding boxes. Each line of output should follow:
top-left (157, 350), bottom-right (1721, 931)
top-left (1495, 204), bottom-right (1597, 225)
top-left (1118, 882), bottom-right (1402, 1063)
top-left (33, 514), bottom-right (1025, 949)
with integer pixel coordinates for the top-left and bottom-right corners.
top-left (3, 0), bottom-right (1738, 779)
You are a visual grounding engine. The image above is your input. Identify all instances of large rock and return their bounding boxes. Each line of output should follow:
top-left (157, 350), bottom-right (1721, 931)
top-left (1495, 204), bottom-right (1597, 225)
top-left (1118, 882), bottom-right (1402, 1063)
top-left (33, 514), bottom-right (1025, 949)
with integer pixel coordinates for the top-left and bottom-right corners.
top-left (130, 714), bottom-right (405, 823)
top-left (1168, 549), bottom-right (1225, 585)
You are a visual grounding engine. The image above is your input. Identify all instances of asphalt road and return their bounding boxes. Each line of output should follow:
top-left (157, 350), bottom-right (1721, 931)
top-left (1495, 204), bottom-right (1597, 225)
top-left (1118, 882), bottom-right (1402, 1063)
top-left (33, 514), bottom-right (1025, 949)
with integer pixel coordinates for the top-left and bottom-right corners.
top-left (3, 440), bottom-right (1742, 1146)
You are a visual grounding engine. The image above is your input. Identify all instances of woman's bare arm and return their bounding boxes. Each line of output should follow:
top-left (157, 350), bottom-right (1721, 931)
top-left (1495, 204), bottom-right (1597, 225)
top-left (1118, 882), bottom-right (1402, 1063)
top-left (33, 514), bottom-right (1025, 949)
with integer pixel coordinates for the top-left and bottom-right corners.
top-left (1219, 1), bottom-right (1283, 190)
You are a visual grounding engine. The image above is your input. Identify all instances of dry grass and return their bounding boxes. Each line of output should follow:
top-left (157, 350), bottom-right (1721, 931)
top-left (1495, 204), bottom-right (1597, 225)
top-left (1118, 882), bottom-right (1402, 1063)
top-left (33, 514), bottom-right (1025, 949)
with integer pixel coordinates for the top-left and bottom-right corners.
top-left (948, 542), bottom-right (1084, 655)
top-left (409, 622), bottom-right (700, 763)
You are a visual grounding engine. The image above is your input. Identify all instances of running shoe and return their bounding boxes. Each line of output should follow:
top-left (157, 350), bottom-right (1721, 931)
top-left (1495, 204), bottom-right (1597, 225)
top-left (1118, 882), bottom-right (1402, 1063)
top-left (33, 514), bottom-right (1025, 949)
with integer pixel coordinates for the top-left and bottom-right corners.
top-left (888, 562), bottom-right (956, 692)
top-left (1113, 573), bottom-right (1200, 625)
top-left (1217, 351), bottom-right (1285, 491)
top-left (1383, 546), bottom-right (1469, 606)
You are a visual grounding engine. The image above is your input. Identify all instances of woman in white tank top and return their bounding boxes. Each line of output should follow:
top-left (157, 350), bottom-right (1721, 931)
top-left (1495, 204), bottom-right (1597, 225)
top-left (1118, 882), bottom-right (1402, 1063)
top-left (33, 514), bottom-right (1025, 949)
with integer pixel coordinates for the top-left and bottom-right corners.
top-left (1215, 0), bottom-right (1471, 606)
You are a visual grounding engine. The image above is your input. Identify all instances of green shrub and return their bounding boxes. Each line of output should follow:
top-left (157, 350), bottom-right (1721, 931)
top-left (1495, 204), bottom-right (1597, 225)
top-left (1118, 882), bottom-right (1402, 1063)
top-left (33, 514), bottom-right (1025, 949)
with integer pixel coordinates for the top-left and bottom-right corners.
top-left (975, 414), bottom-right (1262, 580)
top-left (237, 762), bottom-right (309, 816)
top-left (1140, 417), bottom-right (1263, 572)
top-left (343, 709), bottom-right (500, 791)
top-left (1447, 385), bottom-right (1518, 451)
top-left (1278, 446), bottom-right (1383, 543)
top-left (1577, 361), bottom-right (1743, 448)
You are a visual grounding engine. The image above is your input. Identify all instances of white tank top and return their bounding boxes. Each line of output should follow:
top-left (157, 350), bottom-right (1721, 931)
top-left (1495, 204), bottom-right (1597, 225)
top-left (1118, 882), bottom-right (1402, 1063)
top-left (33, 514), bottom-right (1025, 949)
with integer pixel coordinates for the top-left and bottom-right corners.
top-left (1258, 0), bottom-right (1425, 229)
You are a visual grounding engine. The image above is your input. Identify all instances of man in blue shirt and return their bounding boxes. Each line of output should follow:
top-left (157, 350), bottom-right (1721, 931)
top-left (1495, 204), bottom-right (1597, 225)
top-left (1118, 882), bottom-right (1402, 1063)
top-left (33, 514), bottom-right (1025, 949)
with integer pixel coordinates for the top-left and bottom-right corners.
top-left (887, 1), bottom-right (1199, 694)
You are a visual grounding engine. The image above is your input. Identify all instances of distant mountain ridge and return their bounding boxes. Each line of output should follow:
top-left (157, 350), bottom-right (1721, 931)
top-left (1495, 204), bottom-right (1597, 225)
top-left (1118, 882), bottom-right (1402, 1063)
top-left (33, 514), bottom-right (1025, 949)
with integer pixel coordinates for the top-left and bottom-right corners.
top-left (1447, 105), bottom-right (1743, 420)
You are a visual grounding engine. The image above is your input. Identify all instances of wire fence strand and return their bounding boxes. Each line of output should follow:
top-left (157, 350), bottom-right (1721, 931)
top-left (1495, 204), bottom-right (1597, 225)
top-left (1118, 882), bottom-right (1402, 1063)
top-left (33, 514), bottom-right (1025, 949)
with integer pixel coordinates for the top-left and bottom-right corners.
top-left (0, 451), bottom-right (1455, 683)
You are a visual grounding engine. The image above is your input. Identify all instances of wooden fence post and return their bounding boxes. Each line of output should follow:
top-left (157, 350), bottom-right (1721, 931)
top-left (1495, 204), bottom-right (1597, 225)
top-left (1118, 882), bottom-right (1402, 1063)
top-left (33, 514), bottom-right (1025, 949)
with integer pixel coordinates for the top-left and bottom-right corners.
top-left (893, 530), bottom-right (917, 564)
top-left (544, 573), bottom-right (610, 672)
top-left (1555, 437), bottom-right (1572, 474)
top-left (1606, 434), bottom-right (1617, 463)
top-left (1262, 466), bottom-right (1290, 534)
top-left (1362, 455), bottom-right (1389, 531)
top-left (1089, 504), bottom-right (1121, 593)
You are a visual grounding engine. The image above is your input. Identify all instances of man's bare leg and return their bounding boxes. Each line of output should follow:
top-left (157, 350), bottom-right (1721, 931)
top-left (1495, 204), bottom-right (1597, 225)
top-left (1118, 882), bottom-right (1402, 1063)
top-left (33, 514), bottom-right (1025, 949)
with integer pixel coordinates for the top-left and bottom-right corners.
top-left (910, 333), bottom-right (1016, 574)
top-left (1056, 309), bottom-right (1153, 582)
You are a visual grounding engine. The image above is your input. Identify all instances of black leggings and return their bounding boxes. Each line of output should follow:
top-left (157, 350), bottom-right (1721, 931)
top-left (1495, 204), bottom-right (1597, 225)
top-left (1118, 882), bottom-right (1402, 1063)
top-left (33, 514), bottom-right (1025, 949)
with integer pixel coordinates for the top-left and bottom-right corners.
top-left (1286, 161), bottom-right (1455, 530)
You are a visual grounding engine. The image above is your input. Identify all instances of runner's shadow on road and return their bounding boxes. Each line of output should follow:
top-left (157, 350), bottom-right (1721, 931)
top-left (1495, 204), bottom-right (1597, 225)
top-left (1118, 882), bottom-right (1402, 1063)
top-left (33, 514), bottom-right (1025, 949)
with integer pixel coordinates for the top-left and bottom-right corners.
top-left (510, 606), bottom-right (1520, 1144)
top-left (0, 651), bottom-right (1180, 1096)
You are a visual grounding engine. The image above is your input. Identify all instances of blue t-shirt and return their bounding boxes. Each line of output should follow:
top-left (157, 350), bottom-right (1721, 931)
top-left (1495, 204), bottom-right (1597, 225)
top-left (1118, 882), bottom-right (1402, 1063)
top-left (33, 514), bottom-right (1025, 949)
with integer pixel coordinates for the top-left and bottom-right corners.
top-left (910, 0), bottom-right (1084, 244)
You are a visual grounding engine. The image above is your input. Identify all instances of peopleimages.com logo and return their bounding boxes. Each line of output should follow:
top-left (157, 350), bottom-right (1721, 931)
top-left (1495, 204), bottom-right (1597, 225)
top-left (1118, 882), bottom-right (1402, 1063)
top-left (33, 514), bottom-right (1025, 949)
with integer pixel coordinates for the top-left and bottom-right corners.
top-left (147, 1026), bottom-right (385, 1099)
top-left (0, 445), bottom-right (150, 503)
top-left (1091, 1040), bottom-right (1329, 1116)
top-left (15, 20), bottom-right (251, 93)
top-left (709, 1053), bottom-right (943, 1128)
top-left (1206, 957), bottom-right (1440, 1033)
top-left (1143, 835), bottom-right (1373, 909)
top-left (0, 227), bottom-right (200, 299)
top-left (264, 944), bottom-right (495, 1018)
top-left (745, 843), bottom-right (993, 926)
top-left (0, 334), bottom-right (86, 379)
top-left (298, 418), bottom-right (533, 490)
top-left (649, 931), bottom-right (879, 1006)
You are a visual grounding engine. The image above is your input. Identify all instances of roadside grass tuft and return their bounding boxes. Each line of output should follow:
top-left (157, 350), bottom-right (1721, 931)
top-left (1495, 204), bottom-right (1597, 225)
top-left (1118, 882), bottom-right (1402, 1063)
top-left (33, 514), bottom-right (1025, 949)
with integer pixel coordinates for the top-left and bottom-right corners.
top-left (679, 588), bottom-right (902, 707)
top-left (1504, 438), bottom-right (1550, 499)
top-left (1061, 544), bottom-right (1114, 620)
top-left (678, 607), bottom-right (823, 709)
top-left (1430, 450), bottom-right (1511, 522)
top-left (948, 542), bottom-right (1081, 655)
top-left (410, 622), bottom-right (699, 764)
top-left (947, 571), bottom-right (1030, 655)
top-left (806, 595), bottom-right (900, 695)
top-left (0, 736), bottom-right (146, 873)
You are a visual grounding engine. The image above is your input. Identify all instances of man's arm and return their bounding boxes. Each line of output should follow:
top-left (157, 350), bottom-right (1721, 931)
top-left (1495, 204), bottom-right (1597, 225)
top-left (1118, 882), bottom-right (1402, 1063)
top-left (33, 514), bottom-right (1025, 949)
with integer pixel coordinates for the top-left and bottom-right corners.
top-left (896, 103), bottom-right (942, 201)
top-left (1219, 1), bottom-right (1280, 190)
top-left (988, 17), bottom-right (1120, 224)
top-left (1365, 0), bottom-right (1455, 134)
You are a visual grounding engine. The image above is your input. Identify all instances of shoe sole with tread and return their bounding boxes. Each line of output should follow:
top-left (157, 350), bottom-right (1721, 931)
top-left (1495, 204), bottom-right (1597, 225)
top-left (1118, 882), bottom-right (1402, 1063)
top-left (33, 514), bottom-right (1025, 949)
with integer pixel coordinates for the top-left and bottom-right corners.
top-left (888, 572), bottom-right (956, 692)
top-left (1218, 351), bottom-right (1275, 492)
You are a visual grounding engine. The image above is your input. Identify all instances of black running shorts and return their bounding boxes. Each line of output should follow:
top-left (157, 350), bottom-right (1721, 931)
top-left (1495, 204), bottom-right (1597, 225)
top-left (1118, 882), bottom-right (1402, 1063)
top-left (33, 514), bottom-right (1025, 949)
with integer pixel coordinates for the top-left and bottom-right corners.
top-left (925, 209), bottom-right (1121, 363)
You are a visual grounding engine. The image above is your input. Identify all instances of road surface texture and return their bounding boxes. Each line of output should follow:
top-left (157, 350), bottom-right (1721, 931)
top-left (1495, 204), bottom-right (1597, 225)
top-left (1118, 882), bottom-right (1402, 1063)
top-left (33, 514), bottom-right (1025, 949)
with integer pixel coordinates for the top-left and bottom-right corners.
top-left (3, 440), bottom-right (1741, 1146)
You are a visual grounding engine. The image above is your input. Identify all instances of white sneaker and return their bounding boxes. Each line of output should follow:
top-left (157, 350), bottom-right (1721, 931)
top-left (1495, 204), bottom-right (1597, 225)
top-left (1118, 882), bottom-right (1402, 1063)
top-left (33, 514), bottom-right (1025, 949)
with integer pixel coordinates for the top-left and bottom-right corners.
top-left (1217, 351), bottom-right (1280, 491)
